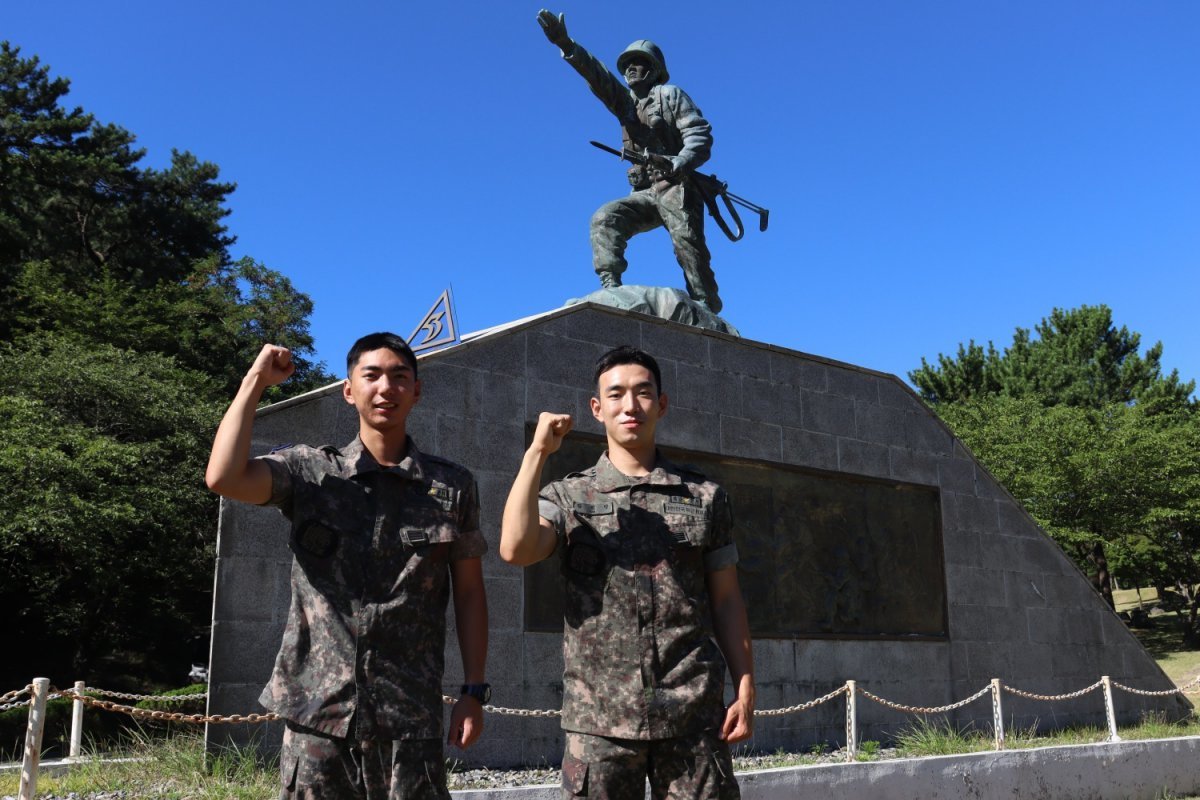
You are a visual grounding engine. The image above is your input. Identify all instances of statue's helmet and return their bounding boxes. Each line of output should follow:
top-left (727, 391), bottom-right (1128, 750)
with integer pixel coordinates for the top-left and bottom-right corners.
top-left (617, 39), bottom-right (669, 84)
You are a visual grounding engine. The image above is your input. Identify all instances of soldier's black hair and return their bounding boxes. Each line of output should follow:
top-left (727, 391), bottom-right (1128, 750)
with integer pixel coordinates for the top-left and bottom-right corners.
top-left (346, 332), bottom-right (418, 378)
top-left (593, 345), bottom-right (662, 395)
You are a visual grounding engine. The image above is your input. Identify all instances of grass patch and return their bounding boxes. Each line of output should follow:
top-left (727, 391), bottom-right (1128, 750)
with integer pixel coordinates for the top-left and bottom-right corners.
top-left (0, 729), bottom-right (277, 800)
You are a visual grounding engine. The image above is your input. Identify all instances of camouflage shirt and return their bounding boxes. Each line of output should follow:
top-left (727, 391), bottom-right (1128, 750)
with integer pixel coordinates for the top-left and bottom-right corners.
top-left (538, 452), bottom-right (738, 740)
top-left (256, 436), bottom-right (485, 739)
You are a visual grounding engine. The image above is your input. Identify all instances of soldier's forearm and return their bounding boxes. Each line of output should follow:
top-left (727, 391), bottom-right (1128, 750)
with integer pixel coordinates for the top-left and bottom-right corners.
top-left (452, 559), bottom-right (488, 684)
top-left (710, 570), bottom-right (755, 696)
top-left (499, 447), bottom-right (557, 565)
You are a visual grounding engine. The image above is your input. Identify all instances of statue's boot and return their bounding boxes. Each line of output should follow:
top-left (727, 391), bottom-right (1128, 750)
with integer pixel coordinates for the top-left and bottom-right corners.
top-left (598, 271), bottom-right (622, 289)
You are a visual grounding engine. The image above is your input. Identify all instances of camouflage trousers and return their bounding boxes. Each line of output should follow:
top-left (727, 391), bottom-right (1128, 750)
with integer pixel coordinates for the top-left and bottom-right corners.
top-left (280, 721), bottom-right (449, 800)
top-left (590, 182), bottom-right (722, 313)
top-left (561, 730), bottom-right (739, 800)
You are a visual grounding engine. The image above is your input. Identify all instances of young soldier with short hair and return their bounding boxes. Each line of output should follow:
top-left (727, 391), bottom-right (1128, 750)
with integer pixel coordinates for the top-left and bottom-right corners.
top-left (206, 332), bottom-right (488, 799)
top-left (501, 345), bottom-right (754, 799)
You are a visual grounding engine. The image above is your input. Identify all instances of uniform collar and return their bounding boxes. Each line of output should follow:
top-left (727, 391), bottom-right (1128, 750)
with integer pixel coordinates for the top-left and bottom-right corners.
top-left (593, 450), bottom-right (683, 492)
top-left (340, 436), bottom-right (427, 483)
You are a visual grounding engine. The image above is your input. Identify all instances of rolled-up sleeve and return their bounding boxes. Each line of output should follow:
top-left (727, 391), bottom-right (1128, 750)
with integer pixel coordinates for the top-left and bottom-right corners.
top-left (703, 488), bottom-right (738, 571)
top-left (450, 478), bottom-right (487, 560)
top-left (255, 453), bottom-right (295, 511)
top-left (537, 482), bottom-right (568, 539)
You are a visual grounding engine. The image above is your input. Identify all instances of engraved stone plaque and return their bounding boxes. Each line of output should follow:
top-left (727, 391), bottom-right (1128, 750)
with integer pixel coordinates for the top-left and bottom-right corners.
top-left (524, 433), bottom-right (947, 639)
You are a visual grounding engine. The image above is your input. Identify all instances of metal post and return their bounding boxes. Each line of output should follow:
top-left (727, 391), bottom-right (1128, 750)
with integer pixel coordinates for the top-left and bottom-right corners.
top-left (69, 680), bottom-right (85, 759)
top-left (991, 678), bottom-right (1005, 750)
top-left (18, 677), bottom-right (50, 800)
top-left (845, 680), bottom-right (857, 762)
top-left (1101, 676), bottom-right (1120, 742)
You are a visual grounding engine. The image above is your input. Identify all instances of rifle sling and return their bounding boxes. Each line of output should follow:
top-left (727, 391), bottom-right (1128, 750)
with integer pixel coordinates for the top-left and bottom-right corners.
top-left (692, 177), bottom-right (745, 242)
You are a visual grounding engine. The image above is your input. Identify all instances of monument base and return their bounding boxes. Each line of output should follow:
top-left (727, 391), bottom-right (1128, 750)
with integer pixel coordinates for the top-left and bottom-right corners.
top-left (564, 284), bottom-right (739, 335)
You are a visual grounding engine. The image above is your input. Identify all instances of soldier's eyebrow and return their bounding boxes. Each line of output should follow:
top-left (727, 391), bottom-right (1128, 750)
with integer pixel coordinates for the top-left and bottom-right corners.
top-left (602, 379), bottom-right (655, 394)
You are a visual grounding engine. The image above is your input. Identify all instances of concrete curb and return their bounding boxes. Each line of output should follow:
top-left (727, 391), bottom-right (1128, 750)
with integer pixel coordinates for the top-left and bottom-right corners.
top-left (450, 736), bottom-right (1200, 800)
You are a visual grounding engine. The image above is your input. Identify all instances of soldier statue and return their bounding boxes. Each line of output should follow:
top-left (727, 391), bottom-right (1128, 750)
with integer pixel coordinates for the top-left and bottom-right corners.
top-left (538, 9), bottom-right (724, 313)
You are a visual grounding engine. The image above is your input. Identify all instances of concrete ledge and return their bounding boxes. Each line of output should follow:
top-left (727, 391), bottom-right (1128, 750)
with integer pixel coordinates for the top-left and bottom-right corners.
top-left (449, 736), bottom-right (1200, 800)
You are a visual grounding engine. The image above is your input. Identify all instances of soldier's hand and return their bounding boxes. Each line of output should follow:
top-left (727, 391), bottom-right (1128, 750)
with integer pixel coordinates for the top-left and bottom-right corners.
top-left (648, 153), bottom-right (678, 179)
top-left (531, 411), bottom-right (572, 456)
top-left (537, 9), bottom-right (571, 50)
top-left (247, 344), bottom-right (295, 389)
top-left (719, 695), bottom-right (754, 744)
top-left (448, 696), bottom-right (483, 749)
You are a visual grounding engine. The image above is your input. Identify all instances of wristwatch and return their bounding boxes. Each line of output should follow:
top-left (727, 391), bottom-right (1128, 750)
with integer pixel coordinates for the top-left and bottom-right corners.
top-left (461, 683), bottom-right (491, 704)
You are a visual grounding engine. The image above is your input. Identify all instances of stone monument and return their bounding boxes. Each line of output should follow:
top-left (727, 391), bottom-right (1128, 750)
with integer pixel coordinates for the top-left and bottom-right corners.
top-left (206, 303), bottom-right (1189, 767)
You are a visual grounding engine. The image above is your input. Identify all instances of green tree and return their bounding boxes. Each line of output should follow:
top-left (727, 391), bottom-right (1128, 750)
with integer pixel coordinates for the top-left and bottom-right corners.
top-left (910, 305), bottom-right (1194, 410)
top-left (911, 306), bottom-right (1198, 625)
top-left (0, 42), bottom-right (235, 304)
top-left (0, 336), bottom-right (222, 689)
top-left (0, 42), bottom-right (334, 689)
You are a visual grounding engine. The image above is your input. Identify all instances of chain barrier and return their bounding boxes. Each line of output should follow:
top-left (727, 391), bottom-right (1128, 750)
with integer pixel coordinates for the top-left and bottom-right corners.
top-left (756, 684), bottom-right (849, 717)
top-left (1001, 679), bottom-right (1104, 702)
top-left (81, 686), bottom-right (208, 703)
top-left (1, 685), bottom-right (32, 705)
top-left (14, 675), bottom-right (1194, 727)
top-left (52, 687), bottom-right (277, 725)
top-left (859, 684), bottom-right (992, 715)
top-left (439, 695), bottom-right (561, 718)
top-left (1112, 674), bottom-right (1200, 697)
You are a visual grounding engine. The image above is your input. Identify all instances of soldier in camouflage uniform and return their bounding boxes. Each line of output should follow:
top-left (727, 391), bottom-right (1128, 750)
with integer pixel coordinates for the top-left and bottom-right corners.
top-left (206, 333), bottom-right (489, 799)
top-left (537, 9), bottom-right (724, 313)
top-left (501, 345), bottom-right (754, 799)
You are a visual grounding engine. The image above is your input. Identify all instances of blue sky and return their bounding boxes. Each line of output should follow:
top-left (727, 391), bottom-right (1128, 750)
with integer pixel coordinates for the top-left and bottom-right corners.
top-left (6, 1), bottom-right (1198, 392)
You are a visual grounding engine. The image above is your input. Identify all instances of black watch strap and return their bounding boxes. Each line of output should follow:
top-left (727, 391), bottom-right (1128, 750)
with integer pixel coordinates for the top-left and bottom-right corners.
top-left (461, 682), bottom-right (491, 704)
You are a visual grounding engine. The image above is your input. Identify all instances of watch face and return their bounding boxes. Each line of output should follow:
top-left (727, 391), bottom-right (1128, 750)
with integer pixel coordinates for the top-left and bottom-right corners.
top-left (464, 683), bottom-right (491, 703)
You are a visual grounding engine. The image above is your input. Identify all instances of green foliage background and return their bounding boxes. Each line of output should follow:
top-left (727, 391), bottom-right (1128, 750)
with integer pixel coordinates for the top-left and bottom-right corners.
top-left (911, 305), bottom-right (1200, 644)
top-left (0, 41), bottom-right (334, 691)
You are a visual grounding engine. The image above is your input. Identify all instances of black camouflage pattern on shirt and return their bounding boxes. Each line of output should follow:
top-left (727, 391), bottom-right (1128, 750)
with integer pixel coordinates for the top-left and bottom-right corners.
top-left (257, 436), bottom-right (485, 739)
top-left (538, 452), bottom-right (738, 740)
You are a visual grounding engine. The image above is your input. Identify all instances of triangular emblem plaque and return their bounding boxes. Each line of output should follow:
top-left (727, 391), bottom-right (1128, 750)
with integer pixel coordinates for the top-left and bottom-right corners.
top-left (407, 288), bottom-right (459, 354)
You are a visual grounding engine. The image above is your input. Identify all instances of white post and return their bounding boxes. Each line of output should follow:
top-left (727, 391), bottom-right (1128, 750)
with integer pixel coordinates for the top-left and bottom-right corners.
top-left (991, 678), bottom-right (1005, 750)
top-left (845, 680), bottom-right (857, 762)
top-left (1102, 676), bottom-right (1121, 742)
top-left (18, 677), bottom-right (50, 800)
top-left (69, 680), bottom-right (85, 759)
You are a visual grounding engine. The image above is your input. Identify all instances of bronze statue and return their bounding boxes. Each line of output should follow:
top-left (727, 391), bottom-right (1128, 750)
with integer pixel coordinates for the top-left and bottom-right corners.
top-left (537, 9), bottom-right (724, 312)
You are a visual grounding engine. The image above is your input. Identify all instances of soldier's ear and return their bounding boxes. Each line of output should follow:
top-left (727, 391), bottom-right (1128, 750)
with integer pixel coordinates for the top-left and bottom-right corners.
top-left (590, 395), bottom-right (602, 422)
top-left (657, 391), bottom-right (668, 418)
top-left (342, 378), bottom-right (354, 405)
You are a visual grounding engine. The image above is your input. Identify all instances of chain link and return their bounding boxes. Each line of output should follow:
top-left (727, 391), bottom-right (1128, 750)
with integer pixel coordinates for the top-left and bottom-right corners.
top-left (859, 684), bottom-right (992, 714)
top-left (82, 686), bottom-right (208, 703)
top-left (53, 688), bottom-right (278, 725)
top-left (1, 685), bottom-right (32, 705)
top-left (1112, 674), bottom-right (1200, 697)
top-left (1001, 680), bottom-right (1103, 701)
top-left (755, 685), bottom-right (849, 717)
top-left (439, 694), bottom-right (562, 717)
